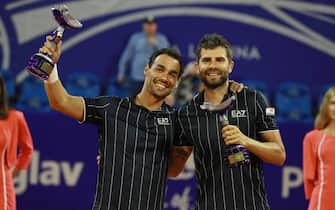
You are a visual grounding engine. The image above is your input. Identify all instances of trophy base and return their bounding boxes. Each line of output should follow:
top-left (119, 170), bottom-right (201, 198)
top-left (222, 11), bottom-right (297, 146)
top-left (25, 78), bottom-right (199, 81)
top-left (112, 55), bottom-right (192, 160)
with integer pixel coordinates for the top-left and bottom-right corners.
top-left (25, 53), bottom-right (54, 80)
top-left (224, 145), bottom-right (250, 167)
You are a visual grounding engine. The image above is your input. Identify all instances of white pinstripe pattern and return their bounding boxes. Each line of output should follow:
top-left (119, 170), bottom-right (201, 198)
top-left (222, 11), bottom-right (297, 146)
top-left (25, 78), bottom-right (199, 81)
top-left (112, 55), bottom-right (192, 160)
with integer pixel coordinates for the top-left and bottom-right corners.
top-left (234, 92), bottom-right (240, 210)
top-left (249, 164), bottom-right (257, 210)
top-left (242, 89), bottom-right (250, 210)
top-left (215, 114), bottom-right (227, 210)
top-left (106, 99), bottom-right (123, 210)
top-left (127, 109), bottom-right (142, 210)
top-left (240, 165), bottom-right (247, 210)
top-left (179, 90), bottom-right (273, 210)
top-left (244, 89), bottom-right (250, 137)
top-left (182, 103), bottom-right (203, 210)
top-left (153, 114), bottom-right (168, 209)
top-left (117, 102), bottom-right (132, 209)
top-left (256, 168), bottom-right (266, 210)
top-left (205, 112), bottom-right (217, 210)
top-left (192, 101), bottom-right (209, 209)
top-left (86, 99), bottom-right (108, 210)
top-left (230, 168), bottom-right (237, 210)
top-left (86, 97), bottom-right (173, 209)
top-left (145, 115), bottom-right (160, 210)
top-left (137, 119), bottom-right (149, 210)
top-left (316, 134), bottom-right (326, 210)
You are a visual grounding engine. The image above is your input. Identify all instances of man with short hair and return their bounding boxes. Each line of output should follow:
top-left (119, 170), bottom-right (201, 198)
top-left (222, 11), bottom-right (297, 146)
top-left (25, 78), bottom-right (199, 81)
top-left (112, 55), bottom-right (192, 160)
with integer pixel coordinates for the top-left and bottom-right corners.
top-left (170, 33), bottom-right (286, 210)
top-left (40, 35), bottom-right (182, 210)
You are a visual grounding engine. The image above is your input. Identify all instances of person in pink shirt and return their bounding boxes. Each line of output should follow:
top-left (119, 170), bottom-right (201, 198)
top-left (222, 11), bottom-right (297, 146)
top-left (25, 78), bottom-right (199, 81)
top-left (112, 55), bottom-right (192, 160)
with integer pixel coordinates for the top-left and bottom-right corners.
top-left (303, 87), bottom-right (335, 210)
top-left (0, 75), bottom-right (34, 210)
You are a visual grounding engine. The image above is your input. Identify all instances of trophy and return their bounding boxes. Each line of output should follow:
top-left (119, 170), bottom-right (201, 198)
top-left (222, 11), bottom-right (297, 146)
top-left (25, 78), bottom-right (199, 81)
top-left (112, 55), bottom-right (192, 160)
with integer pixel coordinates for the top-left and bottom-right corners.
top-left (200, 95), bottom-right (250, 167)
top-left (220, 114), bottom-right (250, 167)
top-left (25, 5), bottom-right (82, 80)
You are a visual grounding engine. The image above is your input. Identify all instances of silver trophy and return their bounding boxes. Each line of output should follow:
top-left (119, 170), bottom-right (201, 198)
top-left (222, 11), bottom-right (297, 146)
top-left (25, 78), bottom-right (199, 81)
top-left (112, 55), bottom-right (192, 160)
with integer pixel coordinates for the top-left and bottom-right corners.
top-left (220, 114), bottom-right (250, 167)
top-left (25, 5), bottom-right (82, 80)
top-left (201, 95), bottom-right (250, 167)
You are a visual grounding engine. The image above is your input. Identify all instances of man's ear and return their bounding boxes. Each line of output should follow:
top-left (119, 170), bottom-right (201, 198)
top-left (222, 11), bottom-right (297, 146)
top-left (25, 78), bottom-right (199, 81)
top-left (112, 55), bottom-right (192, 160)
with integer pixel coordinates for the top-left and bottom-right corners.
top-left (144, 65), bottom-right (150, 76)
top-left (195, 62), bottom-right (200, 74)
top-left (175, 81), bottom-right (179, 88)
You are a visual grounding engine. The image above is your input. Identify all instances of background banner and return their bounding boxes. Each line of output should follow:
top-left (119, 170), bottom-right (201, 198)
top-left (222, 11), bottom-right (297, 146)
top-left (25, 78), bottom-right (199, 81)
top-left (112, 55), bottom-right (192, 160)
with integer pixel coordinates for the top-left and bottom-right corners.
top-left (1, 1), bottom-right (334, 209)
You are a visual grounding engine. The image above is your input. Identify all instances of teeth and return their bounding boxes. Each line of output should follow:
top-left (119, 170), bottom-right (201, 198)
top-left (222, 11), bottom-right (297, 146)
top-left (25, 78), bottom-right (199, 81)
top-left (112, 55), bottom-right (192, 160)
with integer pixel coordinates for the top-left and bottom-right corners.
top-left (156, 83), bottom-right (167, 89)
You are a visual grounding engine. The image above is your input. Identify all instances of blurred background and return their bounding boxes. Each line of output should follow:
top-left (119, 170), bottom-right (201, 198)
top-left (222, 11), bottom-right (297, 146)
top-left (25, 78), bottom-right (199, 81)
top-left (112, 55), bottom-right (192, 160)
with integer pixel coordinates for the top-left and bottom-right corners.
top-left (1, 0), bottom-right (334, 209)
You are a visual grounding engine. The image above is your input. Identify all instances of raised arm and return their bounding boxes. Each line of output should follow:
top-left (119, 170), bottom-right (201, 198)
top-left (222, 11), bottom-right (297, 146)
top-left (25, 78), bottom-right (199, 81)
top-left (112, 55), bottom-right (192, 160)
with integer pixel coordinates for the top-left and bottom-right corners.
top-left (40, 36), bottom-right (84, 121)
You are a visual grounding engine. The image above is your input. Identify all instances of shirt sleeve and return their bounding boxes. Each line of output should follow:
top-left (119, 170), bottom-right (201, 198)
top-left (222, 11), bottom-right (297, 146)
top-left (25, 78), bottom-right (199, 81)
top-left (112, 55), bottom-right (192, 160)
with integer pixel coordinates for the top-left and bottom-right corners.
top-left (173, 109), bottom-right (193, 146)
top-left (16, 112), bottom-right (34, 169)
top-left (255, 90), bottom-right (278, 133)
top-left (82, 96), bottom-right (112, 125)
top-left (303, 132), bottom-right (317, 200)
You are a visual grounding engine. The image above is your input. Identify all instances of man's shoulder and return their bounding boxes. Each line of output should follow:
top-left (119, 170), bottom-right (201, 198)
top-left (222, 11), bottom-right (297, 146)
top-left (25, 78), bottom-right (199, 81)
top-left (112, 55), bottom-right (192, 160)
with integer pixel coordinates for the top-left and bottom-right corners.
top-left (131, 32), bottom-right (145, 38)
top-left (157, 32), bottom-right (168, 38)
top-left (237, 87), bottom-right (269, 101)
top-left (85, 95), bottom-right (126, 106)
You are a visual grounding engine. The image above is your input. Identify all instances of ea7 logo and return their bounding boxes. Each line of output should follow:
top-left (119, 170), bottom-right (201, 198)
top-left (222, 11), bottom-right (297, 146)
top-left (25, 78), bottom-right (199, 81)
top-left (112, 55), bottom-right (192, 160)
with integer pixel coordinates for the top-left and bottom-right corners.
top-left (231, 110), bottom-right (247, 118)
top-left (157, 117), bottom-right (170, 125)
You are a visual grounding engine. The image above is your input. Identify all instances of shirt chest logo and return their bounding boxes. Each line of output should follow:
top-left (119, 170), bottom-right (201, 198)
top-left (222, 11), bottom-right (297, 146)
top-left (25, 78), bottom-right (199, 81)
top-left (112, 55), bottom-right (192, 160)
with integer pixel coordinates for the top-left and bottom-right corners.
top-left (231, 110), bottom-right (247, 118)
top-left (157, 117), bottom-right (170, 125)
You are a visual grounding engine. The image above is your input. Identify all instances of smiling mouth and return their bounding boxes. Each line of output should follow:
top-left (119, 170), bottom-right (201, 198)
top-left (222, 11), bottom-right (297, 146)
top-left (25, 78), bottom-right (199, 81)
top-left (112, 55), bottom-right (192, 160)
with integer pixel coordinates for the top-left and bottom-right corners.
top-left (155, 82), bottom-right (169, 90)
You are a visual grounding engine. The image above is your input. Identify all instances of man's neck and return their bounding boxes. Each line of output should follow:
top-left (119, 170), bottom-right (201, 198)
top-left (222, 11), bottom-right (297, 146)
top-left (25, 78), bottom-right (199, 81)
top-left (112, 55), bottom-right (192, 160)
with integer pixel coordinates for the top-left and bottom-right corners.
top-left (204, 82), bottom-right (229, 106)
top-left (136, 91), bottom-right (164, 111)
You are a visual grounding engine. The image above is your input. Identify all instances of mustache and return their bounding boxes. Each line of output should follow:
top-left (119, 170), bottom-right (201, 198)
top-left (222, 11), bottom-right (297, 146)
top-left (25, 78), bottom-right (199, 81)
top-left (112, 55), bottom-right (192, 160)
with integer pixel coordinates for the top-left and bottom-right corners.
top-left (205, 67), bottom-right (221, 72)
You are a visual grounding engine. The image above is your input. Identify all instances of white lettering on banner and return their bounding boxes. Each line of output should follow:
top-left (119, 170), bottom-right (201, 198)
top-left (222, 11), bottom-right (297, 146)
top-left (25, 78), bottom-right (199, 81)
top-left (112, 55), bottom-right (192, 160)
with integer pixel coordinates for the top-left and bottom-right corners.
top-left (14, 150), bottom-right (84, 195)
top-left (183, 43), bottom-right (262, 61)
top-left (170, 187), bottom-right (192, 210)
top-left (282, 166), bottom-right (303, 198)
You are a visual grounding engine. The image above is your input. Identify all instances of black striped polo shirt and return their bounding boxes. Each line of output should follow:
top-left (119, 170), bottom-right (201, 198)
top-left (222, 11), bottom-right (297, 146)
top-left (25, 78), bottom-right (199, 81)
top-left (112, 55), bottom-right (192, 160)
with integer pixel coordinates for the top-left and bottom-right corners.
top-left (82, 96), bottom-right (175, 210)
top-left (176, 88), bottom-right (278, 210)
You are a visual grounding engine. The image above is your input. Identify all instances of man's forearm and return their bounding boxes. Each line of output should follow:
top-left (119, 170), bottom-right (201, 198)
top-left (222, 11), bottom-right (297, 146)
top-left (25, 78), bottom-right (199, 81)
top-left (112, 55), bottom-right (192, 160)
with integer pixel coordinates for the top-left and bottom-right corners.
top-left (245, 137), bottom-right (286, 166)
top-left (167, 146), bottom-right (192, 178)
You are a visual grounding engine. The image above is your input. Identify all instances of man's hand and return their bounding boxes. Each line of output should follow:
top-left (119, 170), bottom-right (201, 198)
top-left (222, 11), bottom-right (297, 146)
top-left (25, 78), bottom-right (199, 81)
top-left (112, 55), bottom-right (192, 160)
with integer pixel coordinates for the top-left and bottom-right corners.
top-left (39, 35), bottom-right (62, 64)
top-left (222, 125), bottom-right (249, 147)
top-left (229, 80), bottom-right (244, 93)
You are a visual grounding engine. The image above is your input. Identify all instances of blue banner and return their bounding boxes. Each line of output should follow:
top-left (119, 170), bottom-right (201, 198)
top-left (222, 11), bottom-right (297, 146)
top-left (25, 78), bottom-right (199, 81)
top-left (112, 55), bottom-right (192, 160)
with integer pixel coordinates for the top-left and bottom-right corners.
top-left (0, 1), bottom-right (334, 209)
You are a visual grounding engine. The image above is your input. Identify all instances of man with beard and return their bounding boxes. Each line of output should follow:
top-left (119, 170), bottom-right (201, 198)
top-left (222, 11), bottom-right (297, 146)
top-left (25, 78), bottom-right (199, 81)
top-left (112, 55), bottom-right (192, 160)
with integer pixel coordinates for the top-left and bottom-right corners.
top-left (169, 34), bottom-right (286, 210)
top-left (40, 35), bottom-right (183, 210)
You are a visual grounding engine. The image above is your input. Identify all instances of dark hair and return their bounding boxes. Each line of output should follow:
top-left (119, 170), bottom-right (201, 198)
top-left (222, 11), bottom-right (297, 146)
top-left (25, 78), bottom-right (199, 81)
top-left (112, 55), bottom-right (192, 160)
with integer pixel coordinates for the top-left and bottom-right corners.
top-left (0, 75), bottom-right (9, 119)
top-left (148, 48), bottom-right (184, 77)
top-left (143, 15), bottom-right (156, 24)
top-left (196, 33), bottom-right (233, 63)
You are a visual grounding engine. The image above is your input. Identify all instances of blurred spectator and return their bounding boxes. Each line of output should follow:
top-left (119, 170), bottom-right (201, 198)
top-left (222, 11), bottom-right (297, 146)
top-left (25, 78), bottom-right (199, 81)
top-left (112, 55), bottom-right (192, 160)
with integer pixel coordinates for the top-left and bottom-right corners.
top-left (172, 61), bottom-right (203, 106)
top-left (303, 87), bottom-right (335, 210)
top-left (117, 15), bottom-right (170, 96)
top-left (0, 75), bottom-right (34, 210)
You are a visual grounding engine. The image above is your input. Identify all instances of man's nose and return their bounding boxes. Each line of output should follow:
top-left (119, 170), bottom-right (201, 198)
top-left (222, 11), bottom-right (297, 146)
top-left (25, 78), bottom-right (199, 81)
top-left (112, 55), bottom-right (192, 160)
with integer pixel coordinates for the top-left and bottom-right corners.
top-left (209, 60), bottom-right (217, 68)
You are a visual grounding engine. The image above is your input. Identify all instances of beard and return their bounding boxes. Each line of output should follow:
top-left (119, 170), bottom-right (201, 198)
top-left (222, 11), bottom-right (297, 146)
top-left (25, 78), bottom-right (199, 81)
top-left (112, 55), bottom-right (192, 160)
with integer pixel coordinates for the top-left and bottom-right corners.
top-left (200, 72), bottom-right (228, 89)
